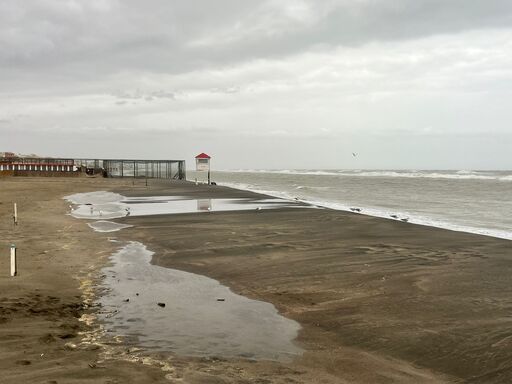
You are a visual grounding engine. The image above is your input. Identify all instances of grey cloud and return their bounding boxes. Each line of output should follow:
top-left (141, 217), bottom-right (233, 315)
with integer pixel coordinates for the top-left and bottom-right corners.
top-left (209, 86), bottom-right (241, 94)
top-left (112, 89), bottom-right (176, 101)
top-left (2, 0), bottom-right (512, 78)
top-left (2, 1), bottom-right (512, 170)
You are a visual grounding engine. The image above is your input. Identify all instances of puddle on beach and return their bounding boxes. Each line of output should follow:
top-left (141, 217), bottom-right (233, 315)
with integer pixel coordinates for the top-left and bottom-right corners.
top-left (65, 191), bottom-right (308, 220)
top-left (98, 242), bottom-right (302, 361)
top-left (64, 192), bottom-right (304, 361)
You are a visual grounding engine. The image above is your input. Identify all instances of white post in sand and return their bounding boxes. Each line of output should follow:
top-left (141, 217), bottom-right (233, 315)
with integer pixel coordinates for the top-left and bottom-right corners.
top-left (10, 245), bottom-right (17, 277)
top-left (13, 203), bottom-right (18, 225)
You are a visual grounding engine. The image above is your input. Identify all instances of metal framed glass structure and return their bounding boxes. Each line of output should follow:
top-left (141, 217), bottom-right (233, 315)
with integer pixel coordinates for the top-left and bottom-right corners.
top-left (0, 157), bottom-right (186, 179)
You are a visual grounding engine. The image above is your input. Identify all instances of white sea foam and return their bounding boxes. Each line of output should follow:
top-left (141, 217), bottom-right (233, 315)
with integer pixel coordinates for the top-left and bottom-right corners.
top-left (87, 220), bottom-right (133, 232)
top-left (217, 181), bottom-right (512, 241)
top-left (227, 169), bottom-right (512, 181)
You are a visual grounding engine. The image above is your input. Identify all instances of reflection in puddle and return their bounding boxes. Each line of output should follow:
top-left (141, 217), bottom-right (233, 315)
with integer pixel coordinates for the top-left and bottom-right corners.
top-left (99, 242), bottom-right (302, 361)
top-left (65, 191), bottom-right (310, 220)
top-left (197, 199), bottom-right (211, 211)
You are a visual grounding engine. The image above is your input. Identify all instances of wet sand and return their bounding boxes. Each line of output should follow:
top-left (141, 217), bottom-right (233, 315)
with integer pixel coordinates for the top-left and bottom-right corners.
top-left (1, 177), bottom-right (512, 383)
top-left (0, 177), bottom-right (169, 383)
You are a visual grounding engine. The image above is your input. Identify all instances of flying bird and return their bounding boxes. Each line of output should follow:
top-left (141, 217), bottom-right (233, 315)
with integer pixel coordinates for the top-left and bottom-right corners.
top-left (352, 152), bottom-right (357, 157)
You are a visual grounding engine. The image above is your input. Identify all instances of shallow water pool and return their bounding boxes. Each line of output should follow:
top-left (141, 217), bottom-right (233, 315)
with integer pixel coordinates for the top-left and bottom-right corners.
top-left (98, 242), bottom-right (303, 361)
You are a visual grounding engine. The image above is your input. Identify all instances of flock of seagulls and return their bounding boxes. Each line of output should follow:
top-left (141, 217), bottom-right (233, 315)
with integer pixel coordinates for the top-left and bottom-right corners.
top-left (390, 214), bottom-right (409, 222)
top-left (350, 207), bottom-right (409, 222)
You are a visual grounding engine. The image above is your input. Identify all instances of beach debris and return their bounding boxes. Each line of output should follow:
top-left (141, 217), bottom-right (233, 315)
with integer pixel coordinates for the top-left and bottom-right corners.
top-left (157, 302), bottom-right (166, 308)
top-left (217, 298), bottom-right (225, 302)
top-left (58, 333), bottom-right (75, 340)
top-left (10, 244), bottom-right (17, 277)
top-left (350, 208), bottom-right (361, 212)
top-left (123, 298), bottom-right (130, 302)
top-left (401, 218), bottom-right (409, 222)
top-left (136, 293), bottom-right (139, 296)
top-left (390, 215), bottom-right (399, 219)
top-left (105, 310), bottom-right (119, 318)
top-left (211, 182), bottom-right (217, 185)
top-left (64, 342), bottom-right (78, 350)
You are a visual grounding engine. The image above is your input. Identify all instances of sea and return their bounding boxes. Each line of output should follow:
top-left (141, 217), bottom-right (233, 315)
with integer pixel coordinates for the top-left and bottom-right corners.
top-left (194, 170), bottom-right (512, 241)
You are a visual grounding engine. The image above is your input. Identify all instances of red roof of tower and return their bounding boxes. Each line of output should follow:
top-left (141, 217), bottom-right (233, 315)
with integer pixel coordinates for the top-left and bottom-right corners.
top-left (195, 153), bottom-right (211, 159)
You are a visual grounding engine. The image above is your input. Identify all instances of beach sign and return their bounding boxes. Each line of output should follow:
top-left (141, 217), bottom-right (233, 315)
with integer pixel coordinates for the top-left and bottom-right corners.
top-left (195, 153), bottom-right (211, 171)
top-left (195, 153), bottom-right (212, 185)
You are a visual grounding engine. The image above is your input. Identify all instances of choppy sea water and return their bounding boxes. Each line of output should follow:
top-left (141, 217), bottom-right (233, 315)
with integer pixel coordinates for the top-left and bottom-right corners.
top-left (198, 170), bottom-right (512, 240)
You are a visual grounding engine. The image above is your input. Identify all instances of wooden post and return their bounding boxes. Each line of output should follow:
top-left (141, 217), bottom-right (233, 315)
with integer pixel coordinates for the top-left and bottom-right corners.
top-left (10, 245), bottom-right (17, 277)
top-left (13, 203), bottom-right (18, 225)
top-left (208, 170), bottom-right (211, 185)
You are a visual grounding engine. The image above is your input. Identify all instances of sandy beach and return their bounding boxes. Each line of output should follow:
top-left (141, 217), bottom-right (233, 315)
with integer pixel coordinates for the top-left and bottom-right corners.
top-left (1, 177), bottom-right (511, 383)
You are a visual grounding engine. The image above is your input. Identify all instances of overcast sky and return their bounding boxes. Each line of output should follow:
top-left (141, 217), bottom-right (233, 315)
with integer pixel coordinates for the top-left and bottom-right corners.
top-left (2, 0), bottom-right (512, 170)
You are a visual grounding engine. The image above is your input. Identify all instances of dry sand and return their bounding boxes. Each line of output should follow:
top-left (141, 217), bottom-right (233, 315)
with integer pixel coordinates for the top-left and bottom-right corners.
top-left (1, 177), bottom-right (511, 383)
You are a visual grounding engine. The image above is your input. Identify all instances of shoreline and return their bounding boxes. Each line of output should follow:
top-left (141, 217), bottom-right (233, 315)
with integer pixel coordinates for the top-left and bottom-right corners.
top-left (214, 179), bottom-right (512, 241)
top-left (2, 177), bottom-right (512, 383)
top-left (110, 179), bottom-right (511, 382)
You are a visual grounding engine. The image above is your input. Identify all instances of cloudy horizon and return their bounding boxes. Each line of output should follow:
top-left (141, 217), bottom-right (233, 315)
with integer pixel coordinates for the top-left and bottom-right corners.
top-left (2, 1), bottom-right (512, 170)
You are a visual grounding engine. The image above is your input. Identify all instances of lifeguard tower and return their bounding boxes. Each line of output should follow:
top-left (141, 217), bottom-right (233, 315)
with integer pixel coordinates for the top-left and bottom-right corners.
top-left (195, 153), bottom-right (211, 184)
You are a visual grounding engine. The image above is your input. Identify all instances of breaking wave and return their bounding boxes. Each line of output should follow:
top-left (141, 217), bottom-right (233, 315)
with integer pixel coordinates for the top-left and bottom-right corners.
top-left (227, 169), bottom-right (512, 181)
top-left (217, 181), bottom-right (512, 241)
